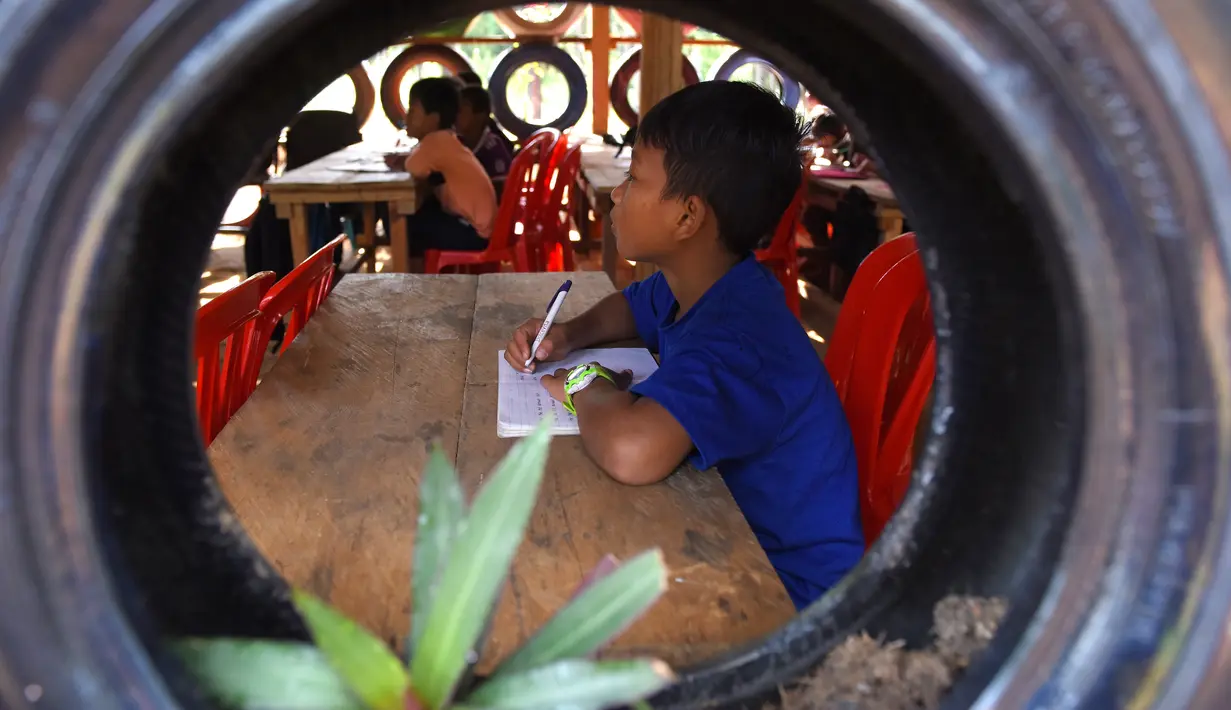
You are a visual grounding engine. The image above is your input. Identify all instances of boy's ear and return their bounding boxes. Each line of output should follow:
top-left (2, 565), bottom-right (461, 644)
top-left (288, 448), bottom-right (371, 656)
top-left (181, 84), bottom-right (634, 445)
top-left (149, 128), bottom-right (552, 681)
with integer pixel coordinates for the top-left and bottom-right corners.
top-left (672, 195), bottom-right (707, 241)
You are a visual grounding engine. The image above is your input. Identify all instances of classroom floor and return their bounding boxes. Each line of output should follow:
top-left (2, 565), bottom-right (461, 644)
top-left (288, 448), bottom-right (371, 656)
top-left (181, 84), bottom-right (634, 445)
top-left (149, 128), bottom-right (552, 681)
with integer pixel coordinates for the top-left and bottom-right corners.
top-left (199, 233), bottom-right (841, 370)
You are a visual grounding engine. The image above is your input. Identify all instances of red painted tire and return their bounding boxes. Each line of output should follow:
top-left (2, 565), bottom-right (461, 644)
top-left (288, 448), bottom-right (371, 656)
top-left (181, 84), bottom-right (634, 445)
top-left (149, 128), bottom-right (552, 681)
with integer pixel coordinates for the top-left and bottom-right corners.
top-left (609, 49), bottom-right (700, 128)
top-left (379, 44), bottom-right (474, 127)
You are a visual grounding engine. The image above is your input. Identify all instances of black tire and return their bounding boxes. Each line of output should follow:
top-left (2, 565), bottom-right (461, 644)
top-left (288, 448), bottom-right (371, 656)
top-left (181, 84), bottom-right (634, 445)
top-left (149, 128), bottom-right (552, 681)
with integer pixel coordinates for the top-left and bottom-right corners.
top-left (379, 44), bottom-right (475, 127)
top-left (609, 49), bottom-right (701, 128)
top-left (487, 42), bottom-right (588, 139)
top-left (713, 48), bottom-right (802, 110)
top-left (2, 2), bottom-right (1231, 710)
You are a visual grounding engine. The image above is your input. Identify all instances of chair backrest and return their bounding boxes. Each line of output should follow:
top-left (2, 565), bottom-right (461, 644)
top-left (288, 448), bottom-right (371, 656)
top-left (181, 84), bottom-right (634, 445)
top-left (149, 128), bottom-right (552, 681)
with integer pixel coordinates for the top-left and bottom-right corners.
top-left (490, 132), bottom-right (555, 253)
top-left (759, 176), bottom-right (807, 257)
top-left (249, 235), bottom-right (347, 375)
top-left (823, 234), bottom-right (935, 545)
top-left (754, 176), bottom-right (807, 314)
top-left (531, 141), bottom-right (584, 271)
top-left (195, 271), bottom-right (277, 445)
top-left (825, 233), bottom-right (920, 401)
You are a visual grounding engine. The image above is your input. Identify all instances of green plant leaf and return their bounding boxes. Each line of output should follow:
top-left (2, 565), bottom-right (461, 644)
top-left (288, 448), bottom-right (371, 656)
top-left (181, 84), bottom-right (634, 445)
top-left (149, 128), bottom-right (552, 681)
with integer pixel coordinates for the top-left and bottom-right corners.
top-left (410, 420), bottom-right (553, 709)
top-left (410, 446), bottom-right (467, 660)
top-left (293, 591), bottom-right (409, 710)
top-left (494, 550), bottom-right (667, 676)
top-left (173, 638), bottom-right (363, 710)
top-left (464, 659), bottom-right (675, 710)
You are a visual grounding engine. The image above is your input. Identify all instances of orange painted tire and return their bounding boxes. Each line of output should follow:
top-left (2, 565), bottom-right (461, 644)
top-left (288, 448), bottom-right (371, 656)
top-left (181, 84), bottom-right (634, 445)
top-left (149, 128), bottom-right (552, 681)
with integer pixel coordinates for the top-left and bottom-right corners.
top-left (379, 44), bottom-right (474, 127)
top-left (609, 49), bottom-right (700, 128)
top-left (347, 65), bottom-right (375, 126)
top-left (493, 4), bottom-right (585, 38)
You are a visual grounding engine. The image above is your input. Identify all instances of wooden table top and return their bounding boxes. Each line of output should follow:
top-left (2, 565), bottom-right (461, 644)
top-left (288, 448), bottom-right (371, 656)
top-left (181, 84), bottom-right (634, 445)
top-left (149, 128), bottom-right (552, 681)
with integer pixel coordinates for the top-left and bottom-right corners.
top-left (578, 140), bottom-right (630, 200)
top-left (808, 171), bottom-right (898, 205)
top-left (209, 272), bottom-right (794, 673)
top-left (263, 144), bottom-right (417, 203)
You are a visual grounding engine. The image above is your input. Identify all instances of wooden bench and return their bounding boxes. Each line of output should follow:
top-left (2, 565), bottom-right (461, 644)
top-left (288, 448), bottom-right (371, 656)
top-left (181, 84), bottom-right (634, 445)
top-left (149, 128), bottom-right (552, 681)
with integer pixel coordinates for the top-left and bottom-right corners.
top-left (209, 272), bottom-right (794, 672)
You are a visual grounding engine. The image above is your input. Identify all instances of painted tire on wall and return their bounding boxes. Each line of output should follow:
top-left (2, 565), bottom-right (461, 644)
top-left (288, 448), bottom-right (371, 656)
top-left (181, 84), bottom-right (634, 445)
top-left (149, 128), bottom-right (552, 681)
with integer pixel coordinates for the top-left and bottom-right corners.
top-left (487, 43), bottom-right (588, 139)
top-left (713, 49), bottom-right (803, 109)
top-left (493, 4), bottom-right (585, 37)
top-left (609, 49), bottom-right (701, 128)
top-left (346, 65), bottom-right (375, 126)
top-left (379, 44), bottom-right (475, 127)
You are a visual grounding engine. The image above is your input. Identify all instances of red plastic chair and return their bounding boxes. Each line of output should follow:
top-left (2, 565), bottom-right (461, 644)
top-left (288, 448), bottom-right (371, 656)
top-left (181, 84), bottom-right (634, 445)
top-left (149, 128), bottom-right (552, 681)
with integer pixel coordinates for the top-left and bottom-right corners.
top-left (825, 234), bottom-right (921, 402)
top-left (195, 271), bottom-right (276, 445)
top-left (824, 234), bottom-right (935, 545)
top-left (248, 236), bottom-right (346, 379)
top-left (425, 131), bottom-right (555, 274)
top-left (534, 142), bottom-right (583, 272)
top-left (756, 177), bottom-right (807, 316)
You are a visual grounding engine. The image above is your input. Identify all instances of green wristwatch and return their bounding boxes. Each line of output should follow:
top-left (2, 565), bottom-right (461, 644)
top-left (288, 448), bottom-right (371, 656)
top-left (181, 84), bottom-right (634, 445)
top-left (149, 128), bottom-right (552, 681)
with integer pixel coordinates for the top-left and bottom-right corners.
top-left (563, 362), bottom-right (616, 415)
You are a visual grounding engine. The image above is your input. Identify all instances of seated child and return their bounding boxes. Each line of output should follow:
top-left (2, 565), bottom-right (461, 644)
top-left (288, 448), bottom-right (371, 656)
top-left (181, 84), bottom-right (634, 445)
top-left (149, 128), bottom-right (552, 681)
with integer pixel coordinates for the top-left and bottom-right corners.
top-left (386, 77), bottom-right (497, 258)
top-left (456, 85), bottom-right (514, 198)
top-left (503, 81), bottom-right (864, 609)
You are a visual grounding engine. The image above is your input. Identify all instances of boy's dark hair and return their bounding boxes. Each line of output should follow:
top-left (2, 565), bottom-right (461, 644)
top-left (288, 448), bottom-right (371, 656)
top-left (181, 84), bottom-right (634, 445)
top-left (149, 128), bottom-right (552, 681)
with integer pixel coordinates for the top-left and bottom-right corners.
top-left (459, 85), bottom-right (492, 117)
top-left (812, 110), bottom-right (847, 141)
top-left (458, 70), bottom-right (484, 87)
top-left (638, 81), bottom-right (806, 253)
top-left (408, 77), bottom-right (460, 129)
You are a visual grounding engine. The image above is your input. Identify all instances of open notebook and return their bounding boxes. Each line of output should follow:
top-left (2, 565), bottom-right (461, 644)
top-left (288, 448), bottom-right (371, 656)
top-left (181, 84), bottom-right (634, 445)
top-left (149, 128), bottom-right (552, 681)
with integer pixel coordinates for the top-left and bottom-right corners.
top-left (496, 348), bottom-right (660, 438)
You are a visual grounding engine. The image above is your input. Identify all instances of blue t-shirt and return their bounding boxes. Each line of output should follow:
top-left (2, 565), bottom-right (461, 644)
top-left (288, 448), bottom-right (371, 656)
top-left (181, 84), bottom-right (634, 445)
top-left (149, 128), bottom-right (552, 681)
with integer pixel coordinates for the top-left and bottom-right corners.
top-left (623, 257), bottom-right (864, 608)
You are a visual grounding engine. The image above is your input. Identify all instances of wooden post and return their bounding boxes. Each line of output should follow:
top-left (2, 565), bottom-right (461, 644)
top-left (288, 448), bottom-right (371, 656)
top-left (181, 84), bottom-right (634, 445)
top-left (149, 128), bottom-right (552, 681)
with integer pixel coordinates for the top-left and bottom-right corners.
top-left (638, 13), bottom-right (683, 119)
top-left (633, 12), bottom-right (683, 281)
top-left (591, 5), bottom-right (611, 136)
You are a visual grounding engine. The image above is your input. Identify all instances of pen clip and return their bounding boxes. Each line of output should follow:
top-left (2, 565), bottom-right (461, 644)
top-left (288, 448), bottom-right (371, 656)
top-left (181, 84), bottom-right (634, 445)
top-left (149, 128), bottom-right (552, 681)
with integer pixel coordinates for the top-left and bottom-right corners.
top-left (545, 279), bottom-right (572, 312)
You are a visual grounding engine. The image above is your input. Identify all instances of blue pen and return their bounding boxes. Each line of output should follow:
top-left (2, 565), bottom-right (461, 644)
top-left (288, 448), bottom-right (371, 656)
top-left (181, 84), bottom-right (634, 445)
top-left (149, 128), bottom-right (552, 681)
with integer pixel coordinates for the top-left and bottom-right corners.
top-left (525, 279), bottom-right (572, 368)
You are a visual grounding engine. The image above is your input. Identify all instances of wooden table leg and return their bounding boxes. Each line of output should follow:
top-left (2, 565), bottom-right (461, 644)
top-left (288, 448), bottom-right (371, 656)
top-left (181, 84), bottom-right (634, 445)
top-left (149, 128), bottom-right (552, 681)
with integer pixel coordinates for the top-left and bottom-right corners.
top-left (288, 203), bottom-right (310, 266)
top-left (359, 203), bottom-right (377, 271)
top-left (599, 197), bottom-right (617, 284)
top-left (879, 208), bottom-right (905, 242)
top-left (388, 200), bottom-right (409, 273)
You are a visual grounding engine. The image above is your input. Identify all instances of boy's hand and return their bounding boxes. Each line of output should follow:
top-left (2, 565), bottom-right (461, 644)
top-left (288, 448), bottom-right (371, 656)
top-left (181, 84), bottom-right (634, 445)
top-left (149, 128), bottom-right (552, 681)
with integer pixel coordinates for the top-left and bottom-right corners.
top-left (541, 367), bottom-right (634, 403)
top-left (384, 152), bottom-right (408, 171)
top-left (506, 318), bottom-right (574, 373)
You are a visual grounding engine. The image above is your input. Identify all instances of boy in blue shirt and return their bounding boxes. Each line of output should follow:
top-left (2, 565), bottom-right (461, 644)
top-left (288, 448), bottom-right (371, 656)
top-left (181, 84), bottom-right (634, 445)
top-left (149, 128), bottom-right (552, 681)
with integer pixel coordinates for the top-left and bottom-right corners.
top-left (503, 81), bottom-right (864, 608)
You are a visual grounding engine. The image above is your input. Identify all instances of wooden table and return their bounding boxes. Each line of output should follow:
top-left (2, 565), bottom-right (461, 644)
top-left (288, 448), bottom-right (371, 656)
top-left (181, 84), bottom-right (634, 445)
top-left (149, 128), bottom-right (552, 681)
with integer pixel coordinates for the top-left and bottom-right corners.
top-left (209, 272), bottom-right (794, 672)
top-left (577, 141), bottom-right (630, 286)
top-left (264, 145), bottom-right (417, 273)
top-left (807, 172), bottom-right (906, 240)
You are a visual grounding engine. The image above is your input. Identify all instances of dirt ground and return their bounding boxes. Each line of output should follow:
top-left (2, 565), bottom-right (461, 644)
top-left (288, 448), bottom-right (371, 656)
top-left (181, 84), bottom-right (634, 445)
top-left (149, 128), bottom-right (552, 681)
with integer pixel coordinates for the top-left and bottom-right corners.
top-left (772, 595), bottom-right (1008, 710)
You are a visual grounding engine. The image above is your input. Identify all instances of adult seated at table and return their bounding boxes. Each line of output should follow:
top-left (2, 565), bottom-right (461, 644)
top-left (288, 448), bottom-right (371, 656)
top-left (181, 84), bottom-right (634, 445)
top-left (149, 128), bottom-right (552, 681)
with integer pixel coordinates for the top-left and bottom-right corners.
top-left (385, 77), bottom-right (497, 269)
top-left (456, 85), bottom-right (513, 200)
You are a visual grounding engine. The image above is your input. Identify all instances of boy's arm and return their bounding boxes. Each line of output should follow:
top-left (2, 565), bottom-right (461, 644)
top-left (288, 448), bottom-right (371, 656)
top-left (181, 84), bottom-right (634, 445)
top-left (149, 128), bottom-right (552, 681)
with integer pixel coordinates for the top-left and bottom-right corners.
top-left (505, 292), bottom-right (639, 374)
top-left (541, 373), bottom-right (693, 485)
top-left (560, 292), bottom-right (640, 350)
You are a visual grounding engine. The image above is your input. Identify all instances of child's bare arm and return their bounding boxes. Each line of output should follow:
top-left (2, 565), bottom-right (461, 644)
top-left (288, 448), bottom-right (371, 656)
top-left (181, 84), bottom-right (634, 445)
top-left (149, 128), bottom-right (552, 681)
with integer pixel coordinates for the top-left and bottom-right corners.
top-left (561, 292), bottom-right (639, 350)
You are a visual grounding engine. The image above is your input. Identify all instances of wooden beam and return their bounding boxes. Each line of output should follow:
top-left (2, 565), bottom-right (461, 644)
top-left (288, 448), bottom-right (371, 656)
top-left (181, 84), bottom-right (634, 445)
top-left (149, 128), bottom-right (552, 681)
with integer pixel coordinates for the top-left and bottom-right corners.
top-left (634, 12), bottom-right (683, 280)
top-left (637, 13), bottom-right (684, 120)
top-left (591, 5), bottom-right (611, 136)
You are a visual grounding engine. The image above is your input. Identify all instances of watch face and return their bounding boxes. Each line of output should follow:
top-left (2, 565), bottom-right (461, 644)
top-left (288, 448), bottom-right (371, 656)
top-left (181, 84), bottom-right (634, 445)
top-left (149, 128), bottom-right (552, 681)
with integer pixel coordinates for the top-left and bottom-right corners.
top-left (566, 370), bottom-right (599, 397)
top-left (566, 363), bottom-right (591, 381)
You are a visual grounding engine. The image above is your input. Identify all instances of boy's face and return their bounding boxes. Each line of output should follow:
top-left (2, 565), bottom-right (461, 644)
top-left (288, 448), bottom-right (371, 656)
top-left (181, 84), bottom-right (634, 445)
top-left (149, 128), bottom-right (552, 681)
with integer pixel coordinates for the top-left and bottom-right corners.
top-left (456, 101), bottom-right (480, 135)
top-left (404, 99), bottom-right (438, 139)
top-left (610, 144), bottom-right (694, 262)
